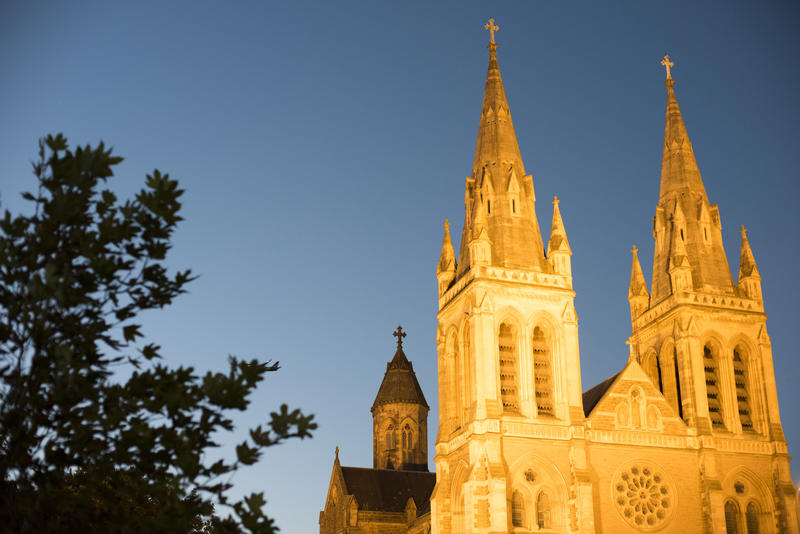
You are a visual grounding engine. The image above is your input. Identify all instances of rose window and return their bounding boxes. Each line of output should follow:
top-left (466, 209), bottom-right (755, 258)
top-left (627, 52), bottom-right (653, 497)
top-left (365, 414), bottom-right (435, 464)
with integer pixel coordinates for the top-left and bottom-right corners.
top-left (613, 463), bottom-right (673, 529)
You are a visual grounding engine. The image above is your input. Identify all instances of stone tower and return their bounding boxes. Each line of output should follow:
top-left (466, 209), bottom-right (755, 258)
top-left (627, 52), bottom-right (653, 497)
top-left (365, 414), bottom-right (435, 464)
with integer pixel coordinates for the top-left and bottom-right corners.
top-left (627, 60), bottom-right (797, 530)
top-left (431, 21), bottom-right (590, 533)
top-left (371, 326), bottom-right (429, 472)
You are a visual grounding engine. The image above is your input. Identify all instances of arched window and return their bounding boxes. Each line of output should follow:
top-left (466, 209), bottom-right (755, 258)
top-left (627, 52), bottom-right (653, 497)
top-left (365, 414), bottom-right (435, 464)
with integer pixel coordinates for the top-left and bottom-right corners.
top-left (498, 323), bottom-right (520, 413)
top-left (725, 501), bottom-right (741, 534)
top-left (511, 490), bottom-right (525, 527)
top-left (532, 326), bottom-right (553, 416)
top-left (403, 424), bottom-right (413, 449)
top-left (733, 347), bottom-right (753, 432)
top-left (385, 425), bottom-right (394, 449)
top-left (642, 351), bottom-right (662, 392)
top-left (704, 345), bottom-right (725, 430)
top-left (745, 501), bottom-right (760, 534)
top-left (745, 502), bottom-right (760, 534)
top-left (537, 491), bottom-right (551, 529)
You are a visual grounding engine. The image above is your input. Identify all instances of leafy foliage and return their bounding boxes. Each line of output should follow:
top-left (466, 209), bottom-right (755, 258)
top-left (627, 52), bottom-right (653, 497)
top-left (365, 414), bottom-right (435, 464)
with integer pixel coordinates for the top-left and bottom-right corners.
top-left (0, 135), bottom-right (316, 533)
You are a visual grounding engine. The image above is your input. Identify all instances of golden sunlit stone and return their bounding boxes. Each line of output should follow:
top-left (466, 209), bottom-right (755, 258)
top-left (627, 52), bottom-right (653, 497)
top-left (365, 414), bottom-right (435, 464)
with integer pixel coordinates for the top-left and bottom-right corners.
top-left (319, 23), bottom-right (799, 534)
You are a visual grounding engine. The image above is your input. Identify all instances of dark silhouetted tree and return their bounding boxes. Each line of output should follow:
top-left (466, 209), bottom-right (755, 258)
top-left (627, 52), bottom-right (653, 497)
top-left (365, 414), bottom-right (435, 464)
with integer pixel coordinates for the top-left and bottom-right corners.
top-left (0, 135), bottom-right (315, 533)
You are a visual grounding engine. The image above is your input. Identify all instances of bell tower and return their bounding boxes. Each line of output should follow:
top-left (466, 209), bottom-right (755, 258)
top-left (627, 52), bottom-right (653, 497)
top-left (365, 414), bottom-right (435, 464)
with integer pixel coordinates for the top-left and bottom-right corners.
top-left (431, 20), bottom-right (592, 534)
top-left (371, 326), bottom-right (429, 471)
top-left (627, 55), bottom-right (797, 530)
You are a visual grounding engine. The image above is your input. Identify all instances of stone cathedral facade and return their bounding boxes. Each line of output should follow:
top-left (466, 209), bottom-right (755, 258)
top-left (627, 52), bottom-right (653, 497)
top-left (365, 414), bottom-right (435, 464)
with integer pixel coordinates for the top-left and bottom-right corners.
top-left (320, 23), bottom-right (798, 534)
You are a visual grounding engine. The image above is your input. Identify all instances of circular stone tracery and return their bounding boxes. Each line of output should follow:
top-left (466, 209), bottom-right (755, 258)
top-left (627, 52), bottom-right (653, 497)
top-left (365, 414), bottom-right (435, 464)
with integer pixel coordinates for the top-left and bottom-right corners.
top-left (612, 463), bottom-right (674, 530)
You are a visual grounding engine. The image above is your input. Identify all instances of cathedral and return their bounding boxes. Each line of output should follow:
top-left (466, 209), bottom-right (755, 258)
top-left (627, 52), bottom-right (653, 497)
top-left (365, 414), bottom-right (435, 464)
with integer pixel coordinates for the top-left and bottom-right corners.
top-left (319, 20), bottom-right (799, 534)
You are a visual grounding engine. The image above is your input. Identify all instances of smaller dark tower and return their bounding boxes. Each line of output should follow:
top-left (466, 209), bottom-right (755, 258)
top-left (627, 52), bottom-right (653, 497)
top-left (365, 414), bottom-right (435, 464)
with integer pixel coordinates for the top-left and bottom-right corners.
top-left (371, 326), bottom-right (429, 471)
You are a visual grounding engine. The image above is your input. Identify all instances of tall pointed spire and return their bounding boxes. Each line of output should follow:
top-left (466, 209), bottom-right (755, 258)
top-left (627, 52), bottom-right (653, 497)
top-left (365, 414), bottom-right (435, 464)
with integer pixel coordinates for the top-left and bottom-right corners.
top-left (660, 56), bottom-right (708, 203)
top-left (649, 55), bottom-right (735, 302)
top-left (456, 20), bottom-right (548, 274)
top-left (472, 20), bottom-right (526, 178)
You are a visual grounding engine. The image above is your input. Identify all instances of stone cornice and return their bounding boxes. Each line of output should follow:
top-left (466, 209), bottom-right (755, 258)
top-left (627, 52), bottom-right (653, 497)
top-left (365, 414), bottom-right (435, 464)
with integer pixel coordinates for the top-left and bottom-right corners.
top-left (439, 265), bottom-right (573, 310)
top-left (632, 290), bottom-right (764, 332)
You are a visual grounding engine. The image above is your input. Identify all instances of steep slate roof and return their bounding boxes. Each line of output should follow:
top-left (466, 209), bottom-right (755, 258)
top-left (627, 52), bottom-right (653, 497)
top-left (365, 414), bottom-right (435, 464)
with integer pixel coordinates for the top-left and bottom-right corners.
top-left (371, 347), bottom-right (428, 411)
top-left (581, 371), bottom-right (622, 417)
top-left (340, 466), bottom-right (436, 513)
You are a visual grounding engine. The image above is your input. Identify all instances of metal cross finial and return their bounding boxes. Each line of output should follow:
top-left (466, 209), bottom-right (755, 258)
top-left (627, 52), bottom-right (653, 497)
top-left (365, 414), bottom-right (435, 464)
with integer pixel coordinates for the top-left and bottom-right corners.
top-left (661, 54), bottom-right (675, 80)
top-left (740, 225), bottom-right (747, 238)
top-left (393, 325), bottom-right (407, 349)
top-left (485, 18), bottom-right (499, 44)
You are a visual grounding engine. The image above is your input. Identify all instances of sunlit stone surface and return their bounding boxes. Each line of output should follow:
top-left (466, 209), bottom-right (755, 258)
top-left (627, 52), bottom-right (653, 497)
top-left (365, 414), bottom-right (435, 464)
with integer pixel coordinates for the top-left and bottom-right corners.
top-left (319, 21), bottom-right (799, 534)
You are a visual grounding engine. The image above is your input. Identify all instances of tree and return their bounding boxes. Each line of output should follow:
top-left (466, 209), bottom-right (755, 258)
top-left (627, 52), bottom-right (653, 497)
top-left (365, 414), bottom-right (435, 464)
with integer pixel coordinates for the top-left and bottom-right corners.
top-left (0, 135), bottom-right (316, 533)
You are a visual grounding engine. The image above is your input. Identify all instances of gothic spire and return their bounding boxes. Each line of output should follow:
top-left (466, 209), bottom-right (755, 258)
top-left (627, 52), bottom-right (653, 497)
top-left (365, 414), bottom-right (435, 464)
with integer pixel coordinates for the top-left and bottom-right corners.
top-left (472, 21), bottom-right (526, 179)
top-left (659, 61), bottom-right (708, 204)
top-left (456, 20), bottom-right (547, 274)
top-left (648, 56), bottom-right (735, 302)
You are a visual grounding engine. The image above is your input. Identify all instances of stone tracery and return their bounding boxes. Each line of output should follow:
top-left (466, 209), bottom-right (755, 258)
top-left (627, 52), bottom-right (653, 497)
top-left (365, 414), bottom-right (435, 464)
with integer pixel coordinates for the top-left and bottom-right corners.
top-left (613, 463), bottom-right (674, 529)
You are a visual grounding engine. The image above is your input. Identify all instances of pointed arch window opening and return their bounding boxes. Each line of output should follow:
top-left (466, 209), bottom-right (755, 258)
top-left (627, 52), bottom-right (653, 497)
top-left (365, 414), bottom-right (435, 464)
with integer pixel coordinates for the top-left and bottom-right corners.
top-left (725, 500), bottom-right (741, 534)
top-left (655, 355), bottom-right (664, 394)
top-left (537, 491), bottom-right (552, 529)
top-left (673, 351), bottom-right (684, 421)
top-left (385, 424), bottom-right (397, 450)
top-left (532, 326), bottom-right (554, 417)
top-left (704, 345), bottom-right (726, 430)
top-left (402, 424), bottom-right (413, 450)
top-left (745, 501), bottom-right (760, 534)
top-left (511, 490), bottom-right (525, 528)
top-left (498, 323), bottom-right (520, 413)
top-left (733, 348), bottom-right (754, 432)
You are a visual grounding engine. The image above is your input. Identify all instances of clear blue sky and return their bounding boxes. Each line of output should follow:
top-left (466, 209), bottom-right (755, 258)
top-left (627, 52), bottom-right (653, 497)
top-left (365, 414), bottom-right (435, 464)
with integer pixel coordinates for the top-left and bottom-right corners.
top-left (2, 2), bottom-right (799, 532)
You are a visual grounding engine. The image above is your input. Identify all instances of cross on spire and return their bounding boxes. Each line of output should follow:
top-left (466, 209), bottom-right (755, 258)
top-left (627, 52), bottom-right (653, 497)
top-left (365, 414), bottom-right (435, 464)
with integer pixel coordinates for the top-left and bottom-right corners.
top-left (661, 54), bottom-right (674, 80)
top-left (393, 325), bottom-right (407, 350)
top-left (484, 18), bottom-right (499, 45)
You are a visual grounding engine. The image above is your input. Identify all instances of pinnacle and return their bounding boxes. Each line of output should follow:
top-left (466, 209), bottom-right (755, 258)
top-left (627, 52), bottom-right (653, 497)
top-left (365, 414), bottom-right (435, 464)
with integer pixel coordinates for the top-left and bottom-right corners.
top-left (437, 219), bottom-right (456, 274)
top-left (738, 225), bottom-right (760, 280)
top-left (548, 196), bottom-right (571, 256)
top-left (629, 245), bottom-right (649, 299)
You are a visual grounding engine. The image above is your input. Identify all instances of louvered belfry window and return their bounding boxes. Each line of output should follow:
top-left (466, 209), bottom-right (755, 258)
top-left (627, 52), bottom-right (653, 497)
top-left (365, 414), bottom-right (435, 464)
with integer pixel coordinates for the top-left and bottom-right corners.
top-left (733, 348), bottom-right (754, 432)
top-left (704, 345), bottom-right (726, 429)
top-left (532, 327), bottom-right (553, 416)
top-left (498, 323), bottom-right (520, 413)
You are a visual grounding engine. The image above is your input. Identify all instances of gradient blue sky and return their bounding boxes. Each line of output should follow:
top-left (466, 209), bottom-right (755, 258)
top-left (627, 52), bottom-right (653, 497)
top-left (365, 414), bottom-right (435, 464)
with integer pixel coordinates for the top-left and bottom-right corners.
top-left (2, 2), bottom-right (799, 532)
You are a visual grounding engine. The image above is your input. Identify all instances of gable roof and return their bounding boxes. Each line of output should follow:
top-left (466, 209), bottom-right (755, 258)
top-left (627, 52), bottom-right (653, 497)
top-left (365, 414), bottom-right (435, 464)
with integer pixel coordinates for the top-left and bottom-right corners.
top-left (371, 347), bottom-right (429, 411)
top-left (582, 371), bottom-right (621, 417)
top-left (340, 466), bottom-right (435, 514)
